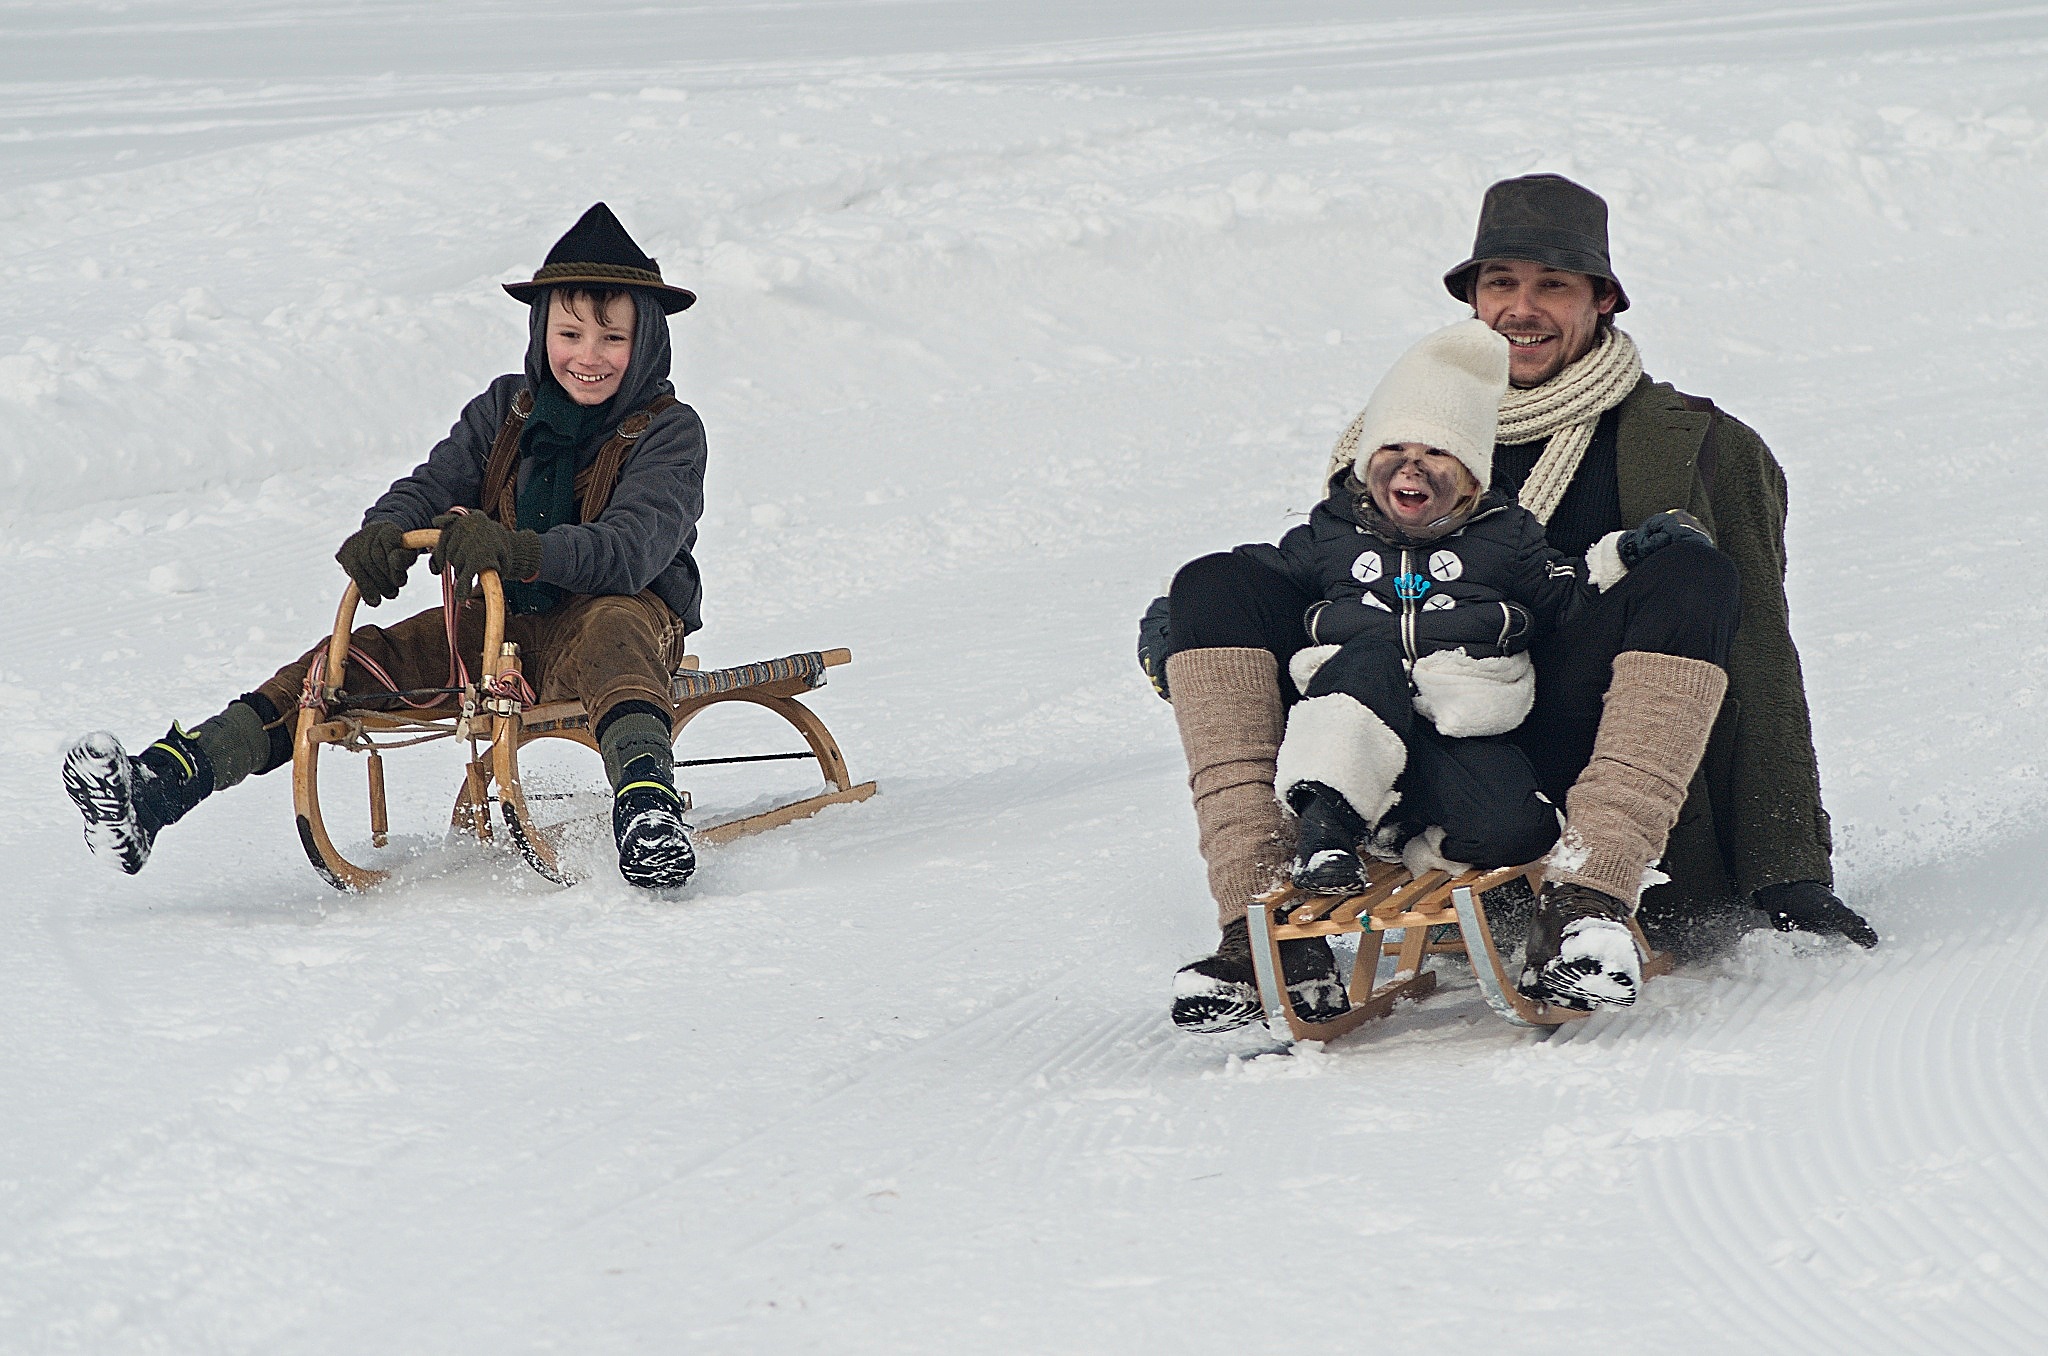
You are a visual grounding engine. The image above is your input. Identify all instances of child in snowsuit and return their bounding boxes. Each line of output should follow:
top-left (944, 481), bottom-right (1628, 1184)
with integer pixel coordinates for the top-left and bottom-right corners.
top-left (62, 203), bottom-right (708, 890)
top-left (1250, 321), bottom-right (1703, 893)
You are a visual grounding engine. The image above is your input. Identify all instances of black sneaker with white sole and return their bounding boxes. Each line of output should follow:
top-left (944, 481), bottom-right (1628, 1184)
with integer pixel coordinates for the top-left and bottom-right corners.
top-left (62, 726), bottom-right (214, 874)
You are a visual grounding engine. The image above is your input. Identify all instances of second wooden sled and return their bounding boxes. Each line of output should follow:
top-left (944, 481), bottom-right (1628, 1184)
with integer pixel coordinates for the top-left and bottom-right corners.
top-left (292, 529), bottom-right (877, 891)
top-left (1246, 858), bottom-right (1674, 1042)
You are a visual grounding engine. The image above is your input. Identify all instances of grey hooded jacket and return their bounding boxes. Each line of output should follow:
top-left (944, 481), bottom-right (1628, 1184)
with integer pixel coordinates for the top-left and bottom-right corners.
top-left (362, 291), bottom-right (708, 632)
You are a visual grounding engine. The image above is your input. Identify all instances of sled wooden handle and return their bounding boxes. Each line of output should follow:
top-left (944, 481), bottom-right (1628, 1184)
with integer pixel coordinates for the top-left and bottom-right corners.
top-left (324, 528), bottom-right (507, 694)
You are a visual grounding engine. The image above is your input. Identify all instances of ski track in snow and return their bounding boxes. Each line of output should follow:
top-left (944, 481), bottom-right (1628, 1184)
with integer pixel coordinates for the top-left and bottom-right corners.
top-left (4, 1), bottom-right (2048, 1350)
top-left (1639, 841), bottom-right (2048, 1352)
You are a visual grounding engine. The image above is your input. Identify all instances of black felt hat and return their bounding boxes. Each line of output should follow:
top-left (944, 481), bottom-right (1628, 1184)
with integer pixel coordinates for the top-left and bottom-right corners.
top-left (1441, 174), bottom-right (1629, 313)
top-left (504, 202), bottom-right (696, 314)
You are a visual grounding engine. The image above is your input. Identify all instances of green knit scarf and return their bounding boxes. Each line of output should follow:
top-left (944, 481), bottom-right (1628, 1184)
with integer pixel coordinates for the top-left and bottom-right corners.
top-left (510, 380), bottom-right (609, 613)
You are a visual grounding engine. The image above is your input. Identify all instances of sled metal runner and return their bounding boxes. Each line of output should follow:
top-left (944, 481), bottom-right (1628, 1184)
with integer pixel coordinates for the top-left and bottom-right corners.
top-left (1246, 859), bottom-right (1674, 1041)
top-left (292, 529), bottom-right (877, 891)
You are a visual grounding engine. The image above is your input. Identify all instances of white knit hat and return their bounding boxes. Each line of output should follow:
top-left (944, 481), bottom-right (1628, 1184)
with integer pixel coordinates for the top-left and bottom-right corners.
top-left (1337, 319), bottom-right (1509, 488)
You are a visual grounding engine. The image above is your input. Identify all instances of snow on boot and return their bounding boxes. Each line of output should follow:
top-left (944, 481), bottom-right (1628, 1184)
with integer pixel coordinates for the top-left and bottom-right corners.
top-left (1517, 881), bottom-right (1641, 1011)
top-left (611, 753), bottom-right (696, 890)
top-left (62, 726), bottom-right (214, 874)
top-left (613, 782), bottom-right (695, 889)
top-left (1286, 782), bottom-right (1371, 895)
top-left (1282, 929), bottom-right (1351, 1025)
top-left (600, 712), bottom-right (695, 890)
top-left (1172, 917), bottom-right (1262, 1033)
top-left (1172, 916), bottom-right (1350, 1034)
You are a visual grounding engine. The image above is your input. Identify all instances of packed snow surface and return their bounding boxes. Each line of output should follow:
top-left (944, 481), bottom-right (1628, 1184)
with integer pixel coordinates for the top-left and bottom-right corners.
top-left (4, 2), bottom-right (2047, 1350)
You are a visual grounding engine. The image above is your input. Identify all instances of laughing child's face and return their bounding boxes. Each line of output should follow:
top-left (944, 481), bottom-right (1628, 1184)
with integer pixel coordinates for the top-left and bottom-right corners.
top-left (547, 290), bottom-right (636, 406)
top-left (1363, 443), bottom-right (1480, 530)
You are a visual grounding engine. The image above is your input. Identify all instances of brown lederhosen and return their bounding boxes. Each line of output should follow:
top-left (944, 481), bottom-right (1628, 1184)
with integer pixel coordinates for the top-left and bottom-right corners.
top-left (255, 392), bottom-right (686, 728)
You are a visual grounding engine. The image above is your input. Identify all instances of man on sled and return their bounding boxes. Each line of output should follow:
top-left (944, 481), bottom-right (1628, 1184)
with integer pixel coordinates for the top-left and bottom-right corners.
top-left (1143, 173), bottom-right (1876, 1035)
top-left (63, 203), bottom-right (707, 891)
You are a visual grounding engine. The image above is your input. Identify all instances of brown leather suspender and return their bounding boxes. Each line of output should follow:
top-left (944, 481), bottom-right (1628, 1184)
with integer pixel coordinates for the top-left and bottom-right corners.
top-left (479, 389), bottom-right (680, 528)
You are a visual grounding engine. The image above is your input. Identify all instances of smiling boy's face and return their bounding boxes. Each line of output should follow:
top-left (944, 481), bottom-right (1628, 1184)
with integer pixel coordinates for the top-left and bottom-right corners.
top-left (546, 290), bottom-right (636, 406)
top-left (1364, 443), bottom-right (1479, 529)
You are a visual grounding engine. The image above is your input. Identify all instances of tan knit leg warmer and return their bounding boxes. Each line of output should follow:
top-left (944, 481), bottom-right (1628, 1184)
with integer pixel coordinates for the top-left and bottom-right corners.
top-left (1546, 650), bottom-right (1729, 909)
top-left (1166, 647), bottom-right (1292, 928)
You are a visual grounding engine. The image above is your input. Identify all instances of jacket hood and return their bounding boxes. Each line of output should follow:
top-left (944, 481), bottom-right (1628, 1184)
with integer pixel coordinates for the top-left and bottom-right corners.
top-left (523, 288), bottom-right (676, 443)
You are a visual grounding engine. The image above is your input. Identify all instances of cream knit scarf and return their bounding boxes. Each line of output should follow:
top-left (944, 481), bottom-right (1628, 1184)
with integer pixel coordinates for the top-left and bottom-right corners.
top-left (1493, 327), bottom-right (1642, 524)
top-left (1323, 327), bottom-right (1643, 524)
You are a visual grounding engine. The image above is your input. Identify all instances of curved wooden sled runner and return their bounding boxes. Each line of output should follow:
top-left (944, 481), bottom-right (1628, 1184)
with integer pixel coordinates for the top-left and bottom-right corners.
top-left (1247, 858), bottom-right (1674, 1041)
top-left (293, 529), bottom-right (876, 891)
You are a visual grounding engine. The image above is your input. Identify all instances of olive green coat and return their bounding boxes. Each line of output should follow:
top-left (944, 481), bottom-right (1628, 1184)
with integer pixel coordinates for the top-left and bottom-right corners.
top-left (1614, 376), bottom-right (1833, 909)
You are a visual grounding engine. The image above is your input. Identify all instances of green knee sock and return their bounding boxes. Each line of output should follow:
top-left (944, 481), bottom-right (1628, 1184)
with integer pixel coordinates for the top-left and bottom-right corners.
top-left (599, 711), bottom-right (675, 793)
top-left (189, 700), bottom-right (273, 793)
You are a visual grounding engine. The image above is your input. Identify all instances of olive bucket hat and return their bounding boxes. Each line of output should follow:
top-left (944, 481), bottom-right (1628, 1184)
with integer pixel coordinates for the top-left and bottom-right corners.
top-left (1441, 173), bottom-right (1629, 313)
top-left (503, 201), bottom-right (696, 314)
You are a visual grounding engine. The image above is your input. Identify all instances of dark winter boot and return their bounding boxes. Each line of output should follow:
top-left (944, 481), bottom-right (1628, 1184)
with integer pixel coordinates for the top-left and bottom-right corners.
top-left (1517, 881), bottom-right (1641, 1011)
top-left (1286, 781), bottom-right (1371, 895)
top-left (62, 725), bottom-right (215, 874)
top-left (611, 754), bottom-right (695, 890)
top-left (1171, 915), bottom-right (1350, 1034)
top-left (598, 707), bottom-right (695, 890)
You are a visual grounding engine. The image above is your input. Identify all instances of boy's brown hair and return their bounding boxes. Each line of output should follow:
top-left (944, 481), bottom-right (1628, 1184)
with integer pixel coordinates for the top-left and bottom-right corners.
top-left (555, 287), bottom-right (635, 327)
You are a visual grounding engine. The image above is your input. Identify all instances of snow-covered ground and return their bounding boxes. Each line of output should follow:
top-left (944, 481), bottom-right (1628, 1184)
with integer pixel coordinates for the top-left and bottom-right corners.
top-left (4, 2), bottom-right (2047, 1350)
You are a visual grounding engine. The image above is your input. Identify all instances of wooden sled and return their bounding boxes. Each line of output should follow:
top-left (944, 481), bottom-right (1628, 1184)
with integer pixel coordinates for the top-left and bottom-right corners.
top-left (1246, 858), bottom-right (1674, 1042)
top-left (292, 529), bottom-right (877, 891)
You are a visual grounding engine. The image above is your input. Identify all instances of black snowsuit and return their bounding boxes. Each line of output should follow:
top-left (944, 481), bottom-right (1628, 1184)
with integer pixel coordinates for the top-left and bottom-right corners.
top-left (1246, 483), bottom-right (1603, 869)
top-left (1248, 484), bottom-right (1596, 659)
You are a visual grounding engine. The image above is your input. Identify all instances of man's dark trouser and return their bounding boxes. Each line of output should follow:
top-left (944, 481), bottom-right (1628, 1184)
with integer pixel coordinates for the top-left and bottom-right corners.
top-left (1167, 542), bottom-right (1740, 858)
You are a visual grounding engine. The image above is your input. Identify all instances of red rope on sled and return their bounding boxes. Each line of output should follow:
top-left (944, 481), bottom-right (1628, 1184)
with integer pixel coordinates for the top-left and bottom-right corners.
top-left (300, 532), bottom-right (476, 715)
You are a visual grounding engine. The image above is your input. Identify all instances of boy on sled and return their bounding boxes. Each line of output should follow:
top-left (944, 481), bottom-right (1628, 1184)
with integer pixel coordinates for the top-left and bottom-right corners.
top-left (64, 203), bottom-right (707, 890)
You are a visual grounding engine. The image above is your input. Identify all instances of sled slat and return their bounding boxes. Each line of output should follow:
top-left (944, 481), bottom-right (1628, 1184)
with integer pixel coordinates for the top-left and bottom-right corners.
top-left (1326, 879), bottom-right (1402, 925)
top-left (695, 781), bottom-right (876, 845)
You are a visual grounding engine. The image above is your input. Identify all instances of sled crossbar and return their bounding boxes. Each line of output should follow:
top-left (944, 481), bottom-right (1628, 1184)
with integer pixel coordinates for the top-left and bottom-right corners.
top-left (675, 750), bottom-right (814, 769)
top-left (328, 687), bottom-right (471, 712)
top-left (671, 649), bottom-right (843, 702)
top-left (1246, 859), bottom-right (1674, 1042)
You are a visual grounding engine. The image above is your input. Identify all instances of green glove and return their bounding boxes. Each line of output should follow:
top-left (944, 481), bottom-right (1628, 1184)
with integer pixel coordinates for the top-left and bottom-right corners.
top-left (335, 521), bottom-right (419, 606)
top-left (429, 511), bottom-right (545, 597)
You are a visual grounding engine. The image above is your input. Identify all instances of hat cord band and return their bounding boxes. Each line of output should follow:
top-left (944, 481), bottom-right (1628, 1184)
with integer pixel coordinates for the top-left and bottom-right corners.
top-left (532, 261), bottom-right (667, 287)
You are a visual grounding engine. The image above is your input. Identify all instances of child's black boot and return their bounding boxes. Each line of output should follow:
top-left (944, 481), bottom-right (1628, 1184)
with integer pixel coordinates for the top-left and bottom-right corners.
top-left (612, 757), bottom-right (696, 890)
top-left (62, 725), bottom-right (215, 874)
top-left (1286, 781), bottom-right (1372, 895)
top-left (600, 706), bottom-right (695, 890)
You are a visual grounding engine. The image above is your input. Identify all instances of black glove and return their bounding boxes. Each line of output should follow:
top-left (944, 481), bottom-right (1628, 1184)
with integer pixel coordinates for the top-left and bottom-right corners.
top-left (429, 511), bottom-right (544, 597)
top-left (1753, 880), bottom-right (1878, 948)
top-left (335, 521), bottom-right (419, 607)
top-left (1617, 509), bottom-right (1713, 569)
top-left (1137, 594), bottom-right (1173, 701)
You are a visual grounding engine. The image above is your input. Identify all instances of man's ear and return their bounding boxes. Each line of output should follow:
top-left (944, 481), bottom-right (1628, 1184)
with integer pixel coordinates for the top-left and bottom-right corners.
top-left (1595, 279), bottom-right (1621, 317)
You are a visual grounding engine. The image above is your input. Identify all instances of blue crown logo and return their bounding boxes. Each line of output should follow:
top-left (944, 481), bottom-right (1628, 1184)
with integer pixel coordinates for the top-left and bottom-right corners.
top-left (1394, 572), bottom-right (1432, 601)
